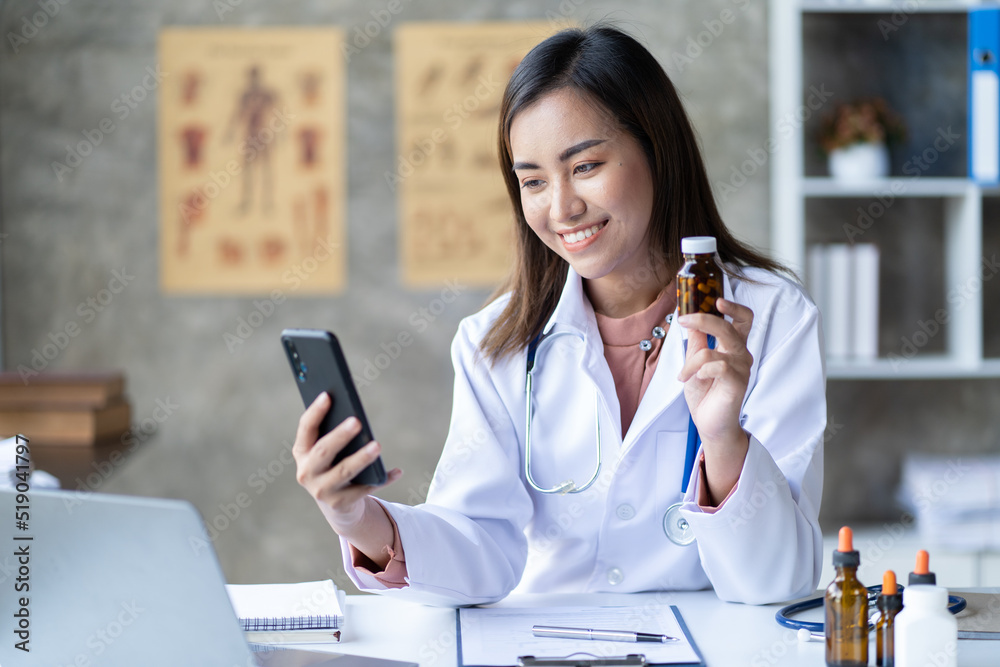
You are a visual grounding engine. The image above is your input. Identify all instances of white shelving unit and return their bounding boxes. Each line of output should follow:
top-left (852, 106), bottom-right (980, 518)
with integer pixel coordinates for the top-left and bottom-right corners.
top-left (769, 0), bottom-right (995, 379)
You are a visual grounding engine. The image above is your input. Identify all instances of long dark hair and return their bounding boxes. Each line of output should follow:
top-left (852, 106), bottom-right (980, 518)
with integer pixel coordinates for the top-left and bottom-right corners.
top-left (480, 25), bottom-right (785, 364)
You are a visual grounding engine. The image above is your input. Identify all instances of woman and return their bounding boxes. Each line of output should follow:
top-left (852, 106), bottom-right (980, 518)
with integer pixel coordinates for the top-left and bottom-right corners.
top-left (293, 25), bottom-right (825, 606)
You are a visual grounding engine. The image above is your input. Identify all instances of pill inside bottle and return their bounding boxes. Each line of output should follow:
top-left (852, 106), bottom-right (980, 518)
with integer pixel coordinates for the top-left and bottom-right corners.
top-left (677, 236), bottom-right (722, 317)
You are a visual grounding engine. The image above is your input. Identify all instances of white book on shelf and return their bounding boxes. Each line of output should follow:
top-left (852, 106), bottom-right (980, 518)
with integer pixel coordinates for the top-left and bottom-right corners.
top-left (825, 244), bottom-right (853, 360)
top-left (852, 243), bottom-right (880, 360)
top-left (807, 243), bottom-right (828, 318)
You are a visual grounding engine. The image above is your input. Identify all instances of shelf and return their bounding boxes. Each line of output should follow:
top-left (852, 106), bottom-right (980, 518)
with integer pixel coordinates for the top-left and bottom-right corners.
top-left (772, 0), bottom-right (986, 379)
top-left (828, 356), bottom-right (1000, 379)
top-left (799, 0), bottom-right (976, 13)
top-left (802, 177), bottom-right (973, 198)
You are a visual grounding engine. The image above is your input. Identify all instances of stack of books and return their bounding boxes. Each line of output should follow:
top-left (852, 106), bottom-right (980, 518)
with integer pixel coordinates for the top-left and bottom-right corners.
top-left (0, 372), bottom-right (130, 446)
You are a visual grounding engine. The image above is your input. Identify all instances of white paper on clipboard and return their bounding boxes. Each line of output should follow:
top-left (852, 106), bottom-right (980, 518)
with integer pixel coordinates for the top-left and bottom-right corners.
top-left (457, 605), bottom-right (704, 666)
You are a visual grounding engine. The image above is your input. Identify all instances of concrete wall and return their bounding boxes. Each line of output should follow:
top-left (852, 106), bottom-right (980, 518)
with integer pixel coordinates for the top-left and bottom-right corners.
top-left (2, 0), bottom-right (997, 588)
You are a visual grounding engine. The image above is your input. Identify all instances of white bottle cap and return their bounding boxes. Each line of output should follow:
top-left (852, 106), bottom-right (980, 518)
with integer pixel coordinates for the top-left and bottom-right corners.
top-left (681, 236), bottom-right (717, 254)
top-left (902, 584), bottom-right (948, 610)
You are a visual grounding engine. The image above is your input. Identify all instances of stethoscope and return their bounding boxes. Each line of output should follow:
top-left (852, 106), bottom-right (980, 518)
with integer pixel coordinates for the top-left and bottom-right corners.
top-left (523, 316), bottom-right (714, 547)
top-left (775, 585), bottom-right (967, 640)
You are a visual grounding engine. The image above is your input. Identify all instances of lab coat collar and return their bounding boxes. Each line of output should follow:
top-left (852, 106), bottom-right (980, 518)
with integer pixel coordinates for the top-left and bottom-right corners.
top-left (541, 266), bottom-right (598, 337)
top-left (543, 262), bottom-right (737, 338)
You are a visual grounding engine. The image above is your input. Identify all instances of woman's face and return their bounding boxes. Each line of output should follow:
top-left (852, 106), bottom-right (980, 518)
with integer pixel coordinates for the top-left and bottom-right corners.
top-left (510, 87), bottom-right (655, 286)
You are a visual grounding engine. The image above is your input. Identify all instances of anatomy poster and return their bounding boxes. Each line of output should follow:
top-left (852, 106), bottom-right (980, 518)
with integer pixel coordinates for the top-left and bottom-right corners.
top-left (394, 22), bottom-right (562, 287)
top-left (158, 28), bottom-right (345, 294)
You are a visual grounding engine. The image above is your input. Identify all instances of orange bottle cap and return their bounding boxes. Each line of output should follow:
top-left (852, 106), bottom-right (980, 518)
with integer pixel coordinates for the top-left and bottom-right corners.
top-left (883, 570), bottom-right (897, 595)
top-left (838, 526), bottom-right (854, 552)
top-left (915, 549), bottom-right (930, 574)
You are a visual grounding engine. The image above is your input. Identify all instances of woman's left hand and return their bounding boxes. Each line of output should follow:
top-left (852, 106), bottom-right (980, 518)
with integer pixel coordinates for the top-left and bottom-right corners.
top-left (677, 297), bottom-right (754, 501)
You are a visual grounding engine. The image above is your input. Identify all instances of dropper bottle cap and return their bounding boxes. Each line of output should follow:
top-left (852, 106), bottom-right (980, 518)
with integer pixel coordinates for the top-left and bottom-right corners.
top-left (832, 526), bottom-right (860, 568)
top-left (877, 570), bottom-right (903, 611)
top-left (909, 549), bottom-right (936, 586)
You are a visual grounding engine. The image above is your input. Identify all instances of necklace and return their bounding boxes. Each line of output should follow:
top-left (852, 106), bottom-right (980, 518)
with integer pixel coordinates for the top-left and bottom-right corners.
top-left (639, 314), bottom-right (673, 351)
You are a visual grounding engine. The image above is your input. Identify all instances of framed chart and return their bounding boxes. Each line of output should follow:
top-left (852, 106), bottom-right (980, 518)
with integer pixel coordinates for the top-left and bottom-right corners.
top-left (158, 28), bottom-right (346, 295)
top-left (394, 22), bottom-right (563, 287)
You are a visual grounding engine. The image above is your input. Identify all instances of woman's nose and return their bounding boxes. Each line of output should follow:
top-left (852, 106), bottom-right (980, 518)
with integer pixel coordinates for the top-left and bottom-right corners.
top-left (549, 181), bottom-right (585, 223)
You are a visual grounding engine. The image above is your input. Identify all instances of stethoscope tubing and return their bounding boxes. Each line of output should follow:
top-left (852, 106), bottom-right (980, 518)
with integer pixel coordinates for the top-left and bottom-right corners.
top-left (524, 330), bottom-right (602, 495)
top-left (775, 585), bottom-right (967, 634)
top-left (523, 317), bottom-right (715, 548)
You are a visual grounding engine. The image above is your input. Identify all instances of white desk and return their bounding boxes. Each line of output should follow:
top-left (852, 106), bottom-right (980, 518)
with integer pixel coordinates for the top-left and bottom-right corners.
top-left (288, 590), bottom-right (1000, 666)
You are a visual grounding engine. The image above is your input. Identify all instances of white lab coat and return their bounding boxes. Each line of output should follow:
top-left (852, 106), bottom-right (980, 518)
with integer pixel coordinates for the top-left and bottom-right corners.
top-left (342, 264), bottom-right (826, 607)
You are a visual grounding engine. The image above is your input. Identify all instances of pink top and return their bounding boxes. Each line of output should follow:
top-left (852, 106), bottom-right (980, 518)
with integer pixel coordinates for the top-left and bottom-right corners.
top-left (351, 292), bottom-right (737, 586)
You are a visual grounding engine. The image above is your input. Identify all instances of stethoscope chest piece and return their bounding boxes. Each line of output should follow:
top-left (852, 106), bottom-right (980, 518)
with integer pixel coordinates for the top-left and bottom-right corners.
top-left (662, 502), bottom-right (696, 546)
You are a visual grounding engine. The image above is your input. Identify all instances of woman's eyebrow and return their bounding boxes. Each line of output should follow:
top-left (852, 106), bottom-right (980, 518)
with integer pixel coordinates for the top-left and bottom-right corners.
top-left (512, 138), bottom-right (607, 171)
top-left (559, 138), bottom-right (605, 162)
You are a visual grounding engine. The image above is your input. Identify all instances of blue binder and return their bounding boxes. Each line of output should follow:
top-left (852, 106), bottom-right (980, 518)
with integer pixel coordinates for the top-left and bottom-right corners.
top-left (970, 8), bottom-right (1000, 183)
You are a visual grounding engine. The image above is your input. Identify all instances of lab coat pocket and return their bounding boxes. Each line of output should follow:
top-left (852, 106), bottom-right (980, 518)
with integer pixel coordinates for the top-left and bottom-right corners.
top-left (654, 430), bottom-right (688, 520)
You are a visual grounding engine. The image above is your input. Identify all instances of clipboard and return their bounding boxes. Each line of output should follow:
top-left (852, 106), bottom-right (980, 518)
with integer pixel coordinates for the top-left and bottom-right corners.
top-left (456, 605), bottom-right (706, 667)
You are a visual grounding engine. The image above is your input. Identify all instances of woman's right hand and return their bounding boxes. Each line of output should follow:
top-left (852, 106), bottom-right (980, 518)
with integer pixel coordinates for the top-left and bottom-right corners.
top-left (292, 392), bottom-right (402, 536)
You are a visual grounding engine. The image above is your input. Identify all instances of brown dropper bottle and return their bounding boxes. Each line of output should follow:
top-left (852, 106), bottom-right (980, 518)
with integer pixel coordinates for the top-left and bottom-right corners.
top-left (825, 526), bottom-right (868, 667)
top-left (876, 570), bottom-right (902, 666)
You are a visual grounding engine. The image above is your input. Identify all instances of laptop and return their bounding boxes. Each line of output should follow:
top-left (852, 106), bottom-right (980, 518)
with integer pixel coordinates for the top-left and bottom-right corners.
top-left (0, 488), bottom-right (416, 667)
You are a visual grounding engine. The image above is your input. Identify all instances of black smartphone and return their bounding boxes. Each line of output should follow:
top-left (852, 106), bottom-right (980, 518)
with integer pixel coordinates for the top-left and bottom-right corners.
top-left (281, 328), bottom-right (387, 486)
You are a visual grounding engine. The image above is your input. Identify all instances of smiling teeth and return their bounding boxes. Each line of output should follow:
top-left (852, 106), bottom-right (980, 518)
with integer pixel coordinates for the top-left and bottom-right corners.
top-left (563, 223), bottom-right (604, 243)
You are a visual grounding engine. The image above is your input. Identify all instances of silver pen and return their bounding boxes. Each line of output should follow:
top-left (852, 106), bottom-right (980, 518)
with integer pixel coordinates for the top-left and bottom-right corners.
top-left (532, 624), bottom-right (678, 643)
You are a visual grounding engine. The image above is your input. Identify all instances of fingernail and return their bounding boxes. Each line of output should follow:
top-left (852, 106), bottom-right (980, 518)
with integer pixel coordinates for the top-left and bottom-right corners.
top-left (366, 441), bottom-right (380, 454)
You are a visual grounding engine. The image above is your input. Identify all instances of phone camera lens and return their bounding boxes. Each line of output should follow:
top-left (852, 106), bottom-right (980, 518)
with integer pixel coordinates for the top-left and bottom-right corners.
top-left (297, 362), bottom-right (308, 381)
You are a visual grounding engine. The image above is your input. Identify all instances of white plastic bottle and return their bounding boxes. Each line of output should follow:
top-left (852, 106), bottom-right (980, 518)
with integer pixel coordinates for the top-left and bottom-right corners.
top-left (894, 585), bottom-right (958, 667)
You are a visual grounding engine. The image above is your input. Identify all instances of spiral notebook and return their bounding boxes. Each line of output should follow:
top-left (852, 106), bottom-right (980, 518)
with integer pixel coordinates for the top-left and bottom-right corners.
top-left (226, 580), bottom-right (346, 643)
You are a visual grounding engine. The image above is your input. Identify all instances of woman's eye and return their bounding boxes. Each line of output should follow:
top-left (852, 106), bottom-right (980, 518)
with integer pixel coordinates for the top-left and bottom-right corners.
top-left (574, 162), bottom-right (601, 175)
top-left (521, 179), bottom-right (543, 190)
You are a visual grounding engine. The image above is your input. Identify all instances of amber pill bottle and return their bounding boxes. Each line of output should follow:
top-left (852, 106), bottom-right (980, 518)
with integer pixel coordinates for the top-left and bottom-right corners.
top-left (677, 236), bottom-right (722, 317)
top-left (825, 526), bottom-right (868, 667)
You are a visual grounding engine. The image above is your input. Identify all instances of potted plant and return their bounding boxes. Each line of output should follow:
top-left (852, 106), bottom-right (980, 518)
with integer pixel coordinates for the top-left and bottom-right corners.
top-left (819, 97), bottom-right (906, 182)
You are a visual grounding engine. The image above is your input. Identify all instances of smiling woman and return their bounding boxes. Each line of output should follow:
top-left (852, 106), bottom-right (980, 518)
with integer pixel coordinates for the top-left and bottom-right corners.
top-left (292, 24), bottom-right (828, 608)
top-left (509, 88), bottom-right (656, 318)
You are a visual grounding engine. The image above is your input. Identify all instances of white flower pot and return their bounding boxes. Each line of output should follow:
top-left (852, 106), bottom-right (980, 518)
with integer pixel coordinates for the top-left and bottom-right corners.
top-left (828, 142), bottom-right (890, 182)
